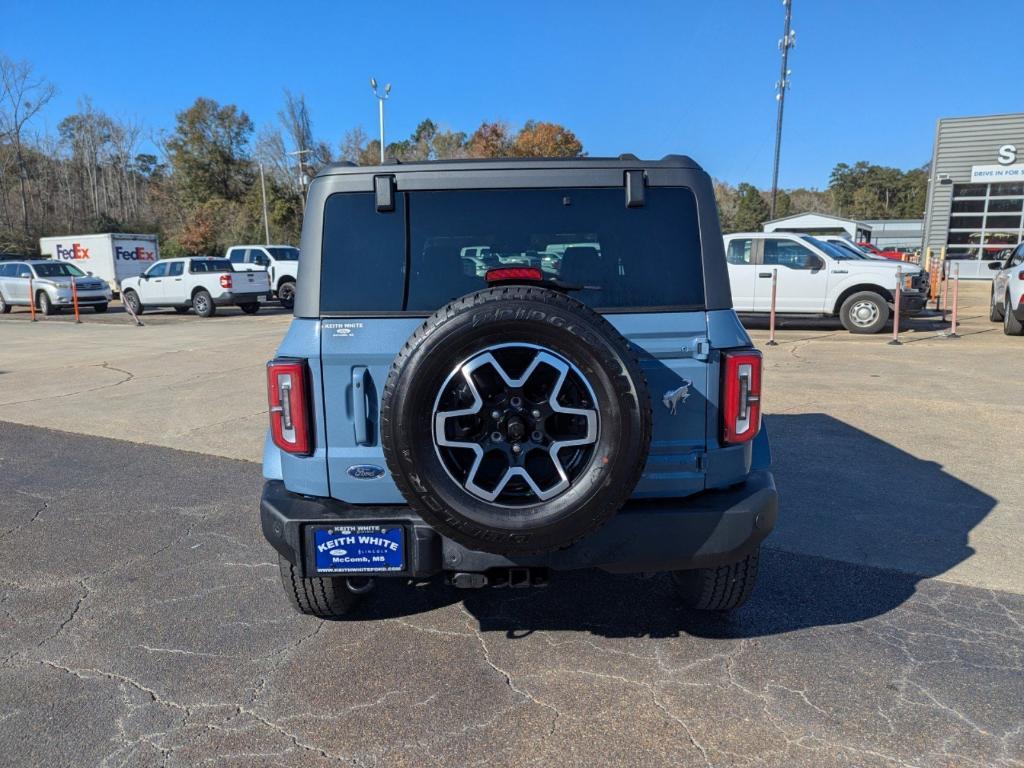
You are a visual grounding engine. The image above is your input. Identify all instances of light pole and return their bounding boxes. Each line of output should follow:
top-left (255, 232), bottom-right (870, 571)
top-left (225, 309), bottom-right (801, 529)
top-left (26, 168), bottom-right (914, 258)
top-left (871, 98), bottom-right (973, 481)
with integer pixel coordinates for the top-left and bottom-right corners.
top-left (769, 0), bottom-right (795, 219)
top-left (286, 148), bottom-right (313, 200)
top-left (370, 78), bottom-right (392, 164)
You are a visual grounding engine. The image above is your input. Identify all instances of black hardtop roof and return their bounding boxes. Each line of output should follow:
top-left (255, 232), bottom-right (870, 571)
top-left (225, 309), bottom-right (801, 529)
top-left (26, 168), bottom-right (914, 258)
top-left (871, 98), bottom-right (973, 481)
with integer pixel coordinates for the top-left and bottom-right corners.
top-left (315, 154), bottom-right (702, 179)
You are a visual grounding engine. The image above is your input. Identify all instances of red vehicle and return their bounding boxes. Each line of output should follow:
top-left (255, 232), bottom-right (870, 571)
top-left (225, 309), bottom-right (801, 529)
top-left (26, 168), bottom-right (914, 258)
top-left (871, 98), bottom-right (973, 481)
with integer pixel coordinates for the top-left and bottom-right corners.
top-left (857, 242), bottom-right (904, 260)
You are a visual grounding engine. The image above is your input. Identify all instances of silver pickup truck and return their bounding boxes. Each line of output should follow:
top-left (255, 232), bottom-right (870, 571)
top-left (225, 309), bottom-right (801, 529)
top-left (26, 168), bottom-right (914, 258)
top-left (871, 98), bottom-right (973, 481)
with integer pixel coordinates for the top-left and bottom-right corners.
top-left (120, 257), bottom-right (271, 317)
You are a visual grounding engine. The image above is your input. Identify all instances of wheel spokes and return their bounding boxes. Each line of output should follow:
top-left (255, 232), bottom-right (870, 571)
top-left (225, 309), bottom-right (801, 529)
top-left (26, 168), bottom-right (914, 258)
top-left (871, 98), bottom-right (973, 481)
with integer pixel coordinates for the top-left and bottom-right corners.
top-left (433, 345), bottom-right (599, 504)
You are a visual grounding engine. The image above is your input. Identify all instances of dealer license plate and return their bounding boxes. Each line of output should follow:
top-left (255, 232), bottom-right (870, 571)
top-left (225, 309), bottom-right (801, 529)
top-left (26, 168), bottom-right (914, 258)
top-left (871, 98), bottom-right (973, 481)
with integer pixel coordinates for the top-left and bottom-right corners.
top-left (311, 525), bottom-right (405, 574)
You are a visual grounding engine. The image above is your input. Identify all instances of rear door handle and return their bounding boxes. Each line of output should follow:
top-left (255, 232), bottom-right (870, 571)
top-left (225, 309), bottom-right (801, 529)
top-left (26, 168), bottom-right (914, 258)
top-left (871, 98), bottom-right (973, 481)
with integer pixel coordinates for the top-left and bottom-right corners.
top-left (758, 272), bottom-right (772, 278)
top-left (352, 366), bottom-right (370, 445)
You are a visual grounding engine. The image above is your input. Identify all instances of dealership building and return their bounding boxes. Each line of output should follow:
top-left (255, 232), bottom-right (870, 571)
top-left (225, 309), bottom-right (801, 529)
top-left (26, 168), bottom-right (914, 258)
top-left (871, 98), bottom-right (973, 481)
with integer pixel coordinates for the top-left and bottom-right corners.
top-left (923, 112), bottom-right (1024, 278)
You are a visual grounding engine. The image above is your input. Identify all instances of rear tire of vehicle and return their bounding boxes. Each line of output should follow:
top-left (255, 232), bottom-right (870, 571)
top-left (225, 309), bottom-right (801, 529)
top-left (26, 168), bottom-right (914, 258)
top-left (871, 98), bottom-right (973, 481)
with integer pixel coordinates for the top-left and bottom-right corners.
top-left (93, 303), bottom-right (108, 314)
top-left (381, 285), bottom-right (653, 556)
top-left (192, 290), bottom-right (216, 318)
top-left (672, 548), bottom-right (760, 611)
top-left (277, 280), bottom-right (295, 309)
top-left (174, 306), bottom-right (190, 314)
top-left (123, 290), bottom-right (144, 315)
top-left (989, 290), bottom-right (1004, 322)
top-left (0, 293), bottom-right (10, 313)
top-left (839, 291), bottom-right (889, 334)
top-left (278, 555), bottom-right (361, 619)
top-left (239, 302), bottom-right (260, 315)
top-left (1004, 293), bottom-right (1024, 336)
top-left (38, 292), bottom-right (57, 316)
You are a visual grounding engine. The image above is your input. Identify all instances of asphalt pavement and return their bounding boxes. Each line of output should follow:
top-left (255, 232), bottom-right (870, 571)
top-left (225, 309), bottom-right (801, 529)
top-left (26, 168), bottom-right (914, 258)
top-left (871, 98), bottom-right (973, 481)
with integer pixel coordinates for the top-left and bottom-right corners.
top-left (1, 281), bottom-right (1022, 767)
top-left (0, 421), bottom-right (1021, 768)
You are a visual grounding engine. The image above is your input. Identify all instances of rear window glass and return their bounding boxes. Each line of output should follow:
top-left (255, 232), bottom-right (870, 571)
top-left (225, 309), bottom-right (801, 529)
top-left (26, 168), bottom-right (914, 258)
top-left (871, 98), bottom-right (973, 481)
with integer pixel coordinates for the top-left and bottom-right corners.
top-left (190, 259), bottom-right (232, 273)
top-left (320, 186), bottom-right (704, 313)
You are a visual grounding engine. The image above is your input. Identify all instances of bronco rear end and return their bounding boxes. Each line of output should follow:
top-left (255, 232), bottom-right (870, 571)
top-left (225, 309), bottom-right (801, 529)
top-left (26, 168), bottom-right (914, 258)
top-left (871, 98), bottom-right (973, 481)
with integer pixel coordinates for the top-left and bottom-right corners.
top-left (260, 155), bottom-right (777, 618)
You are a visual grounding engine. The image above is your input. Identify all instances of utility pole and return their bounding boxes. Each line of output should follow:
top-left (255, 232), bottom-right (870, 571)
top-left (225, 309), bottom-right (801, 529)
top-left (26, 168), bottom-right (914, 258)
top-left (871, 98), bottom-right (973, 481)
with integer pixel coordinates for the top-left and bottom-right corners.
top-left (286, 148), bottom-right (313, 203)
top-left (769, 0), bottom-right (795, 219)
top-left (370, 78), bottom-right (392, 163)
top-left (258, 162), bottom-right (271, 244)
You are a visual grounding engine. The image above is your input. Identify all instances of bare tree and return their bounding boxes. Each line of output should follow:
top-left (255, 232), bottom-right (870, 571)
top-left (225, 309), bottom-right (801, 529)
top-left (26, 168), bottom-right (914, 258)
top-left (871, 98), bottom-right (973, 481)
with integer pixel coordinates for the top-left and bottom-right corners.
top-left (278, 89), bottom-right (332, 185)
top-left (339, 127), bottom-right (369, 164)
top-left (0, 55), bottom-right (56, 233)
top-left (254, 126), bottom-right (292, 187)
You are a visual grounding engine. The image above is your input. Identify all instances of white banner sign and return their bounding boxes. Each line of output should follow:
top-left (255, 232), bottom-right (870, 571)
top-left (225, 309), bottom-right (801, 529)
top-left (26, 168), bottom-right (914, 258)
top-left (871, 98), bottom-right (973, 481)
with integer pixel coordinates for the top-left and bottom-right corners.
top-left (970, 163), bottom-right (1024, 182)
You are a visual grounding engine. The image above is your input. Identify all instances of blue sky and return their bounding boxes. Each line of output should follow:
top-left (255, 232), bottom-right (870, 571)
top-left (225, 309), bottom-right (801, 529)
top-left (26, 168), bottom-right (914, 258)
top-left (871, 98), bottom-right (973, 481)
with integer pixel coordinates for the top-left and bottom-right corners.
top-left (1, 0), bottom-right (1019, 189)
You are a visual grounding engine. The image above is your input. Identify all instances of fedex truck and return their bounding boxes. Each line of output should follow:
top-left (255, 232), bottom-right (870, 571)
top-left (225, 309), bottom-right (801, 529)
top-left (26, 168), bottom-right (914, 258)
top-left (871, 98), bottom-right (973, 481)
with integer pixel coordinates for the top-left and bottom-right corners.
top-left (38, 233), bottom-right (160, 293)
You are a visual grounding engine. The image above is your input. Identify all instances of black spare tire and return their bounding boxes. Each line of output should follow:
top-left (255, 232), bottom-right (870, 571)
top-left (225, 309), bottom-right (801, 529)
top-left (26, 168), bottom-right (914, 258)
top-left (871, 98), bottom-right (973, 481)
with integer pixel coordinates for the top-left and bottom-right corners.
top-left (381, 286), bottom-right (652, 555)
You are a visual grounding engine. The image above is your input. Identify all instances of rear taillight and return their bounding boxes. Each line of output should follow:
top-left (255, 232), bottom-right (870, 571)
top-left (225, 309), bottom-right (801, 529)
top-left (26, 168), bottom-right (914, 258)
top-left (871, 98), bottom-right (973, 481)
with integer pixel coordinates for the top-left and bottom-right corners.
top-left (220, 273), bottom-right (233, 289)
top-left (267, 358), bottom-right (312, 455)
top-left (1018, 270), bottom-right (1024, 281)
top-left (721, 350), bottom-right (763, 445)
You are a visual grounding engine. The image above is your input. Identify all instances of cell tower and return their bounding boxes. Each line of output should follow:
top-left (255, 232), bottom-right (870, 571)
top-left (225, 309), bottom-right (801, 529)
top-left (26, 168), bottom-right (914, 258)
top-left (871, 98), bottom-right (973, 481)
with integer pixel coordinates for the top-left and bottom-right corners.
top-left (770, 0), bottom-right (796, 219)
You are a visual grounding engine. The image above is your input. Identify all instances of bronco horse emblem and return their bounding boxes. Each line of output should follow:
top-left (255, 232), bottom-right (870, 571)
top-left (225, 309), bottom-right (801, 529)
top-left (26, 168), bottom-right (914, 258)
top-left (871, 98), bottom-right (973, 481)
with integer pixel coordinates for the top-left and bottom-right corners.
top-left (662, 381), bottom-right (693, 415)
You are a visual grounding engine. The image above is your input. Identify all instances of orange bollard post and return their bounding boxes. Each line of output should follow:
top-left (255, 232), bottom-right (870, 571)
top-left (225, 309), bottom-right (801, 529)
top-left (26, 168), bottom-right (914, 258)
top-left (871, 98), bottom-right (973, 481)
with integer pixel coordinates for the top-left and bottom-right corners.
top-left (71, 278), bottom-right (81, 323)
top-left (766, 268), bottom-right (779, 346)
top-left (947, 263), bottom-right (961, 338)
top-left (889, 267), bottom-right (903, 345)
top-left (28, 277), bottom-right (37, 321)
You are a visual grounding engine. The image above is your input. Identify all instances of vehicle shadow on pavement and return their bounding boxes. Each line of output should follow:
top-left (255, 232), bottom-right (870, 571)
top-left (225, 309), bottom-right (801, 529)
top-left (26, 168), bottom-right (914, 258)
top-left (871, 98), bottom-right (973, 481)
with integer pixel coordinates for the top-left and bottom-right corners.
top-left (360, 413), bottom-right (996, 639)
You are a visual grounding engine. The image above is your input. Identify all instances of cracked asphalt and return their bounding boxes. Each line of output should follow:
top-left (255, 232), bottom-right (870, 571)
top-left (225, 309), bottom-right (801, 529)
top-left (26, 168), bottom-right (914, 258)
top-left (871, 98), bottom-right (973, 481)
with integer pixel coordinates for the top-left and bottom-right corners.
top-left (1, 282), bottom-right (1022, 767)
top-left (0, 422), bottom-right (1021, 767)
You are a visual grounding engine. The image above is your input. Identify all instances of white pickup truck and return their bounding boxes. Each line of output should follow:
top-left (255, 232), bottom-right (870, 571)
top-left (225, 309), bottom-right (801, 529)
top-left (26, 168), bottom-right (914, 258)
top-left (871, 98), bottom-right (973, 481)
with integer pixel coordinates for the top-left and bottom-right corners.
top-left (119, 257), bottom-right (271, 317)
top-left (226, 245), bottom-right (299, 308)
top-left (723, 232), bottom-right (928, 334)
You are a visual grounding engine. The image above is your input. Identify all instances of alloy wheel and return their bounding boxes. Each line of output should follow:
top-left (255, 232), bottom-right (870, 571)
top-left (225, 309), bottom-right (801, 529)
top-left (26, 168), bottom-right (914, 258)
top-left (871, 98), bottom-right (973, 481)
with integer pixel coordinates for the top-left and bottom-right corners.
top-left (432, 343), bottom-right (599, 506)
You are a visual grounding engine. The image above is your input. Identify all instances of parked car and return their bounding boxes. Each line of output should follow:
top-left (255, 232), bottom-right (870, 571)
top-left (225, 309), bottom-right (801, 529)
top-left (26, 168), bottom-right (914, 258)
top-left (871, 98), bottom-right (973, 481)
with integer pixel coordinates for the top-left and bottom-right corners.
top-left (0, 259), bottom-right (112, 315)
top-left (260, 155), bottom-right (778, 619)
top-left (819, 236), bottom-right (887, 260)
top-left (119, 257), bottom-right (271, 317)
top-left (856, 241), bottom-right (905, 260)
top-left (39, 233), bottom-right (159, 293)
top-left (724, 232), bottom-right (927, 334)
top-left (226, 245), bottom-right (299, 309)
top-left (987, 244), bottom-right (1024, 335)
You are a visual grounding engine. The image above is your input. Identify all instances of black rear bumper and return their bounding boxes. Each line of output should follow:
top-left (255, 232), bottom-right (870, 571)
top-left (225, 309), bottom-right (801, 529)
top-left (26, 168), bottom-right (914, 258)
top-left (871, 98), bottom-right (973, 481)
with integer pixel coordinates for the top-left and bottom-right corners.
top-left (260, 472), bottom-right (778, 578)
top-left (899, 291), bottom-right (927, 314)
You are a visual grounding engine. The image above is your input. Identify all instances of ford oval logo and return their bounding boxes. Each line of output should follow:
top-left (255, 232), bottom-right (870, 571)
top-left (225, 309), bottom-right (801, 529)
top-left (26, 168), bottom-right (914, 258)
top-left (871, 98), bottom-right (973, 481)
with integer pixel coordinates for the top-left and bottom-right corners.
top-left (347, 464), bottom-right (385, 480)
top-left (329, 548), bottom-right (347, 557)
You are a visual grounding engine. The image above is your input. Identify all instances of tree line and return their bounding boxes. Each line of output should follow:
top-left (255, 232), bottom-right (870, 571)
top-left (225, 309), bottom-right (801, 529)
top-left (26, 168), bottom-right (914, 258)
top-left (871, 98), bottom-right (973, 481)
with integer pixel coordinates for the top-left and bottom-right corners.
top-left (0, 53), bottom-right (927, 255)
top-left (715, 162), bottom-right (928, 234)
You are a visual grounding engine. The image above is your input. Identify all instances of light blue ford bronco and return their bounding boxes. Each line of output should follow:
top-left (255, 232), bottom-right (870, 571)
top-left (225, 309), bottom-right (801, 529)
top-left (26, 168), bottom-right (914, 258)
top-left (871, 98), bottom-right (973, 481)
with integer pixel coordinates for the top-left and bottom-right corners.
top-left (261, 155), bottom-right (777, 618)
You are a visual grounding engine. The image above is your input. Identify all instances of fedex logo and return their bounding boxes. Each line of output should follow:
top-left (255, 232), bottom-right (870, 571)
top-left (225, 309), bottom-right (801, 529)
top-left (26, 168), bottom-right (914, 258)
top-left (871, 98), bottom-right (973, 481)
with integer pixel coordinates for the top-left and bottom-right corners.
top-left (55, 243), bottom-right (90, 260)
top-left (115, 246), bottom-right (156, 261)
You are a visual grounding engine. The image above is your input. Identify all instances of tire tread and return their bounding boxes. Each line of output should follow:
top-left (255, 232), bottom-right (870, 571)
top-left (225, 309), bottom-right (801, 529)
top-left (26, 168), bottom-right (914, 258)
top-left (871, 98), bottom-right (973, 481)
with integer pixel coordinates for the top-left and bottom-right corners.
top-left (278, 555), bottom-right (358, 618)
top-left (672, 549), bottom-right (760, 611)
top-left (1004, 292), bottom-right (1024, 335)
